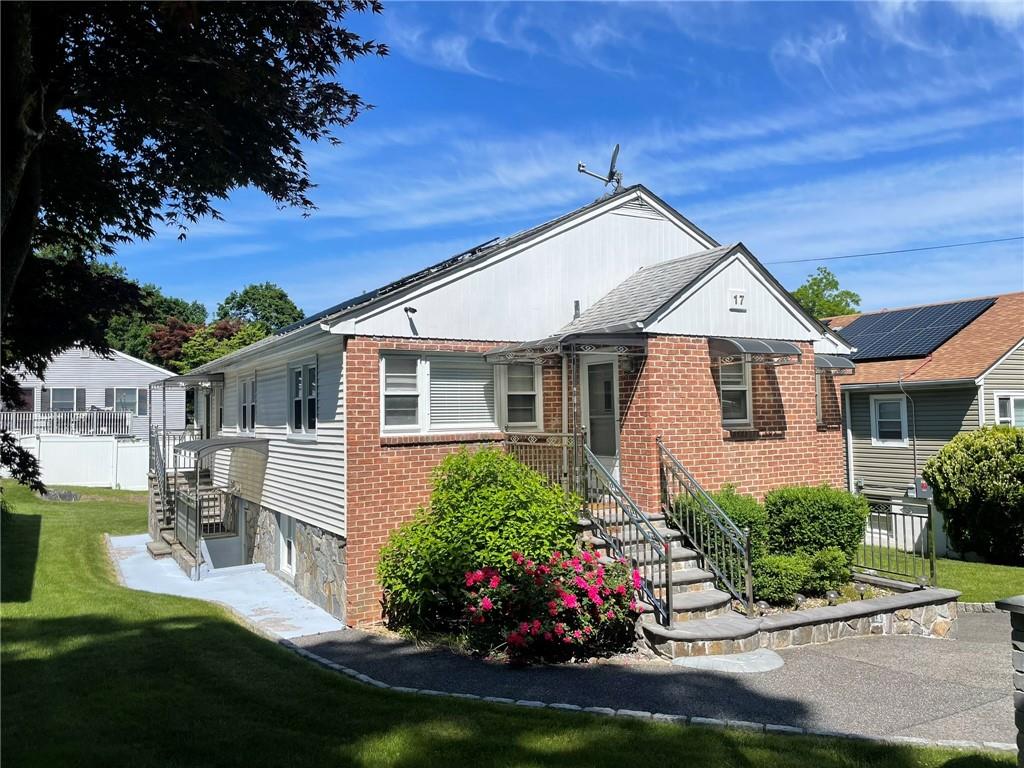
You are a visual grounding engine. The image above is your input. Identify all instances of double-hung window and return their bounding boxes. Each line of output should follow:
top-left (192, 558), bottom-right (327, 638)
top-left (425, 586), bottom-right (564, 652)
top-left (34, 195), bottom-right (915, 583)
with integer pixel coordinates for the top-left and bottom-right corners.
top-left (239, 377), bottom-right (256, 433)
top-left (994, 393), bottom-right (1024, 427)
top-left (104, 388), bottom-right (147, 415)
top-left (381, 353), bottom-right (508, 434)
top-left (719, 362), bottom-right (752, 427)
top-left (288, 362), bottom-right (317, 436)
top-left (503, 363), bottom-right (541, 429)
top-left (51, 388), bottom-right (77, 412)
top-left (870, 395), bottom-right (908, 446)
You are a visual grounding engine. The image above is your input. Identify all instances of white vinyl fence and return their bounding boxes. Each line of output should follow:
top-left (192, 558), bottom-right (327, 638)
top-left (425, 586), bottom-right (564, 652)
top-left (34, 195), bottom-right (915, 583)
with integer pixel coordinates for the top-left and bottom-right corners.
top-left (10, 435), bottom-right (150, 490)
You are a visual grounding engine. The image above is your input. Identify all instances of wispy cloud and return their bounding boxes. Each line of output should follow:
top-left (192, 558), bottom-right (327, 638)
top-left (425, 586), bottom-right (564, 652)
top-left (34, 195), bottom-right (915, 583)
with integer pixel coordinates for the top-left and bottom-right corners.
top-left (772, 23), bottom-right (849, 89)
top-left (952, 0), bottom-right (1024, 31)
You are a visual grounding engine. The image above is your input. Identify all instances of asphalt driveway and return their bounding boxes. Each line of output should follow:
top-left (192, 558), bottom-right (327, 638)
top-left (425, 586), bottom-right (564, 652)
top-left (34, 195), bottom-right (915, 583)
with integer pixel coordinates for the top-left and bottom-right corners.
top-left (293, 611), bottom-right (1014, 745)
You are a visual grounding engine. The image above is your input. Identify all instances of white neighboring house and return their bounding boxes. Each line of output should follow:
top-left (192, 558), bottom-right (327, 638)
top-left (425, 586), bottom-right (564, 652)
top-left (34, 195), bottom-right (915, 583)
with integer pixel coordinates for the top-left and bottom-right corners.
top-left (2, 347), bottom-right (186, 489)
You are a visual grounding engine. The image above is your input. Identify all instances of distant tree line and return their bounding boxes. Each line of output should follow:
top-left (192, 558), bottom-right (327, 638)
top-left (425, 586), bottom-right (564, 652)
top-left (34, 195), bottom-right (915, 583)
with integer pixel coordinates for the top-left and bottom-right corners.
top-left (106, 273), bottom-right (304, 373)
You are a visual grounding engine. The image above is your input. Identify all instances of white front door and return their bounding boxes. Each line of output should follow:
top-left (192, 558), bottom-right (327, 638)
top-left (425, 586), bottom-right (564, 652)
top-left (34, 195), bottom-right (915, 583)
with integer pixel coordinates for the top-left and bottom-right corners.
top-left (580, 355), bottom-right (620, 478)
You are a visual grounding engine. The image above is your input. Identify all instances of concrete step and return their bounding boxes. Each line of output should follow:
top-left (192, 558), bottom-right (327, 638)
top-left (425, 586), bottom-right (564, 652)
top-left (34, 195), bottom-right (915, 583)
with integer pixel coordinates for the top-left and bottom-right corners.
top-left (146, 540), bottom-right (172, 558)
top-left (648, 567), bottom-right (717, 592)
top-left (161, 530), bottom-right (177, 546)
top-left (667, 588), bottom-right (733, 621)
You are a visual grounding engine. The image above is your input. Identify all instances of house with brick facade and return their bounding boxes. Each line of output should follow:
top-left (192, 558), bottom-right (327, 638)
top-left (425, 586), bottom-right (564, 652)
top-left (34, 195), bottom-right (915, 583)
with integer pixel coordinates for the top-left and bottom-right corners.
top-left (827, 292), bottom-right (1024, 499)
top-left (147, 185), bottom-right (856, 627)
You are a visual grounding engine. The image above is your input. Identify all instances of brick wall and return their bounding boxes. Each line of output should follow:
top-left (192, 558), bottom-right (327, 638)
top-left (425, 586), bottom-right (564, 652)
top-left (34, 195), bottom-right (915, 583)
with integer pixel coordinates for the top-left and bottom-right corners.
top-left (618, 336), bottom-right (846, 511)
top-left (345, 336), bottom-right (525, 625)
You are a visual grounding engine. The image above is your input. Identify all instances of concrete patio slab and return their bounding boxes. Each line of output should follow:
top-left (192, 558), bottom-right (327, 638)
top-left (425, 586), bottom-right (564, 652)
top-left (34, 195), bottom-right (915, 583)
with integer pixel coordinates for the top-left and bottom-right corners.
top-left (109, 534), bottom-right (345, 639)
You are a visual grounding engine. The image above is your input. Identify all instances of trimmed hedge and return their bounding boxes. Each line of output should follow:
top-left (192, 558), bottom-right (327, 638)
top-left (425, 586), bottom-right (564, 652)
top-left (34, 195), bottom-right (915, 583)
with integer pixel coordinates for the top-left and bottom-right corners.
top-left (764, 485), bottom-right (869, 563)
top-left (923, 426), bottom-right (1024, 565)
top-left (804, 547), bottom-right (850, 594)
top-left (378, 449), bottom-right (580, 630)
top-left (753, 554), bottom-right (810, 604)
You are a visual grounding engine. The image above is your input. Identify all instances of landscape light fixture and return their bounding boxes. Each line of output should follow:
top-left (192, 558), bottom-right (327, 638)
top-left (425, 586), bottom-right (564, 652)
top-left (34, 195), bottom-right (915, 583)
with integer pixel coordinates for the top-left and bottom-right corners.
top-left (854, 583), bottom-right (867, 600)
top-left (826, 590), bottom-right (840, 606)
top-left (793, 593), bottom-right (806, 610)
top-left (756, 600), bottom-right (770, 616)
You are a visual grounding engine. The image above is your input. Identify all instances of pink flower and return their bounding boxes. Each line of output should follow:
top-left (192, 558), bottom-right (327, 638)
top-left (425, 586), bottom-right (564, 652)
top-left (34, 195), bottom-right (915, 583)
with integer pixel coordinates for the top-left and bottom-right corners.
top-left (615, 584), bottom-right (627, 595)
top-left (511, 552), bottom-right (524, 564)
top-left (543, 631), bottom-right (553, 641)
top-left (573, 629), bottom-right (583, 639)
top-left (629, 599), bottom-right (639, 613)
top-left (582, 550), bottom-right (594, 564)
top-left (550, 551), bottom-right (562, 563)
top-left (632, 569), bottom-right (643, 590)
top-left (605, 609), bottom-right (615, 619)
top-left (507, 631), bottom-right (527, 647)
top-left (583, 625), bottom-right (592, 635)
top-left (480, 597), bottom-right (493, 611)
top-left (570, 557), bottom-right (583, 573)
top-left (554, 623), bottom-right (565, 636)
top-left (561, 593), bottom-right (578, 610)
top-left (519, 621), bottom-right (530, 634)
top-left (488, 575), bottom-right (501, 589)
top-left (467, 605), bottom-right (477, 614)
top-left (573, 575), bottom-right (588, 590)
top-left (530, 619), bottom-right (542, 635)
top-left (465, 569), bottom-right (485, 587)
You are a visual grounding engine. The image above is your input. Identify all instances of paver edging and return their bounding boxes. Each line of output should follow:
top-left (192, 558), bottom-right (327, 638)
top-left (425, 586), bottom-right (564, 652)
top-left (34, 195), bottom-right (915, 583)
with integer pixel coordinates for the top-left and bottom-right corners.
top-left (280, 638), bottom-right (1017, 756)
top-left (960, 602), bottom-right (1002, 613)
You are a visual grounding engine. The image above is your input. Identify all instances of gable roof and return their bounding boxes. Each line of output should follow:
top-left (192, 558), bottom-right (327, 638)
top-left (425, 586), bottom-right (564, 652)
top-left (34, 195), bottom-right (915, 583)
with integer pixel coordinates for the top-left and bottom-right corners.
top-left (559, 244), bottom-right (736, 334)
top-left (825, 292), bottom-right (1024, 385)
top-left (193, 185), bottom-right (719, 372)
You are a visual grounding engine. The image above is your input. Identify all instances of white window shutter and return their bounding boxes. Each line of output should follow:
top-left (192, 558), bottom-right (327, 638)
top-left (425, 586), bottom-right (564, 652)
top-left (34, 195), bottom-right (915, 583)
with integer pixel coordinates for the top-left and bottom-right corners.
top-left (429, 358), bottom-right (496, 429)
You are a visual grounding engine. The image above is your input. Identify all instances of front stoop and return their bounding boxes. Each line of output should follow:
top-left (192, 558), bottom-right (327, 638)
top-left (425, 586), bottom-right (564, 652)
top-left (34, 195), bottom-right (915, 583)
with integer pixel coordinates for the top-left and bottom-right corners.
top-left (640, 588), bottom-right (962, 659)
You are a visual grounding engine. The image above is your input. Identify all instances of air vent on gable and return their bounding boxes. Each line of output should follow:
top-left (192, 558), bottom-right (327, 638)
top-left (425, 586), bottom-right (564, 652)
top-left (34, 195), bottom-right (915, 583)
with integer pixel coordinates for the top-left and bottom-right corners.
top-left (614, 198), bottom-right (664, 220)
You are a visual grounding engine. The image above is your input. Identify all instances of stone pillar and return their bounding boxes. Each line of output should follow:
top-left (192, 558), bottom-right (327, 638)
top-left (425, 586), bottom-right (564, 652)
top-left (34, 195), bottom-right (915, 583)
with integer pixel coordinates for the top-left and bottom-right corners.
top-left (994, 595), bottom-right (1024, 766)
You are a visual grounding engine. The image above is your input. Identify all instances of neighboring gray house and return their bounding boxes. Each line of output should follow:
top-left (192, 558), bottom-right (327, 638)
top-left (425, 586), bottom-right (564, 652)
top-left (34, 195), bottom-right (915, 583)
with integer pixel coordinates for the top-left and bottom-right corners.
top-left (827, 291), bottom-right (1024, 496)
top-left (2, 347), bottom-right (186, 439)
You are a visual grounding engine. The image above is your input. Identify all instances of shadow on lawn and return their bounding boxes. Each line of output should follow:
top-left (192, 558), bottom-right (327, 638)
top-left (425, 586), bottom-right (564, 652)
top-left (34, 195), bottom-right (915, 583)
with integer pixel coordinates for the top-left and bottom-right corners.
top-left (1, 512), bottom-right (40, 602)
top-left (1, 613), bottom-right (1010, 768)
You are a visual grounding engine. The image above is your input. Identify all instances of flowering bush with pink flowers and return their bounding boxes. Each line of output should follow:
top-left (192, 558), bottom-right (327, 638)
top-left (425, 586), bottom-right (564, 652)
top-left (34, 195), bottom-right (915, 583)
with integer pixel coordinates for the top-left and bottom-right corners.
top-left (463, 549), bottom-right (641, 663)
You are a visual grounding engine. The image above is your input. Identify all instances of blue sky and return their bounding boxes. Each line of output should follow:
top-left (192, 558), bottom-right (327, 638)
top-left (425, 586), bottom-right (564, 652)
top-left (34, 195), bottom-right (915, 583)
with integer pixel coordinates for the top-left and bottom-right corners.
top-left (117, 1), bottom-right (1024, 319)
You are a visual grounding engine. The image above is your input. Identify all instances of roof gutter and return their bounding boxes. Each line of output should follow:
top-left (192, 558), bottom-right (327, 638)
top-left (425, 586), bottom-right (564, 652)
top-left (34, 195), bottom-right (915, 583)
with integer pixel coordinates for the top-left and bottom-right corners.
top-left (840, 377), bottom-right (977, 392)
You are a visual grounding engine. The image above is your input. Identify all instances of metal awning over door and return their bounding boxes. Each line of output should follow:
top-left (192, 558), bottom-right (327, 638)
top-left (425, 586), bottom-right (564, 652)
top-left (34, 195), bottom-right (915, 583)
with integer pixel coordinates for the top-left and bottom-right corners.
top-left (814, 354), bottom-right (856, 374)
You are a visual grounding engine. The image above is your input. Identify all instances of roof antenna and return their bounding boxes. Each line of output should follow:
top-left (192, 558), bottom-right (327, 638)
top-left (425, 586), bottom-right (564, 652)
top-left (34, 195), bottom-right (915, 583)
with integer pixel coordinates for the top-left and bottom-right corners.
top-left (578, 144), bottom-right (624, 195)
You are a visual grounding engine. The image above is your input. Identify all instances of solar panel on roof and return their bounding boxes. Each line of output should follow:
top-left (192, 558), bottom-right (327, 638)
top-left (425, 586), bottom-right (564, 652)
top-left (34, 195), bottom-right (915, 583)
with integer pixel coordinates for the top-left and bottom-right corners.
top-left (841, 298), bottom-right (994, 361)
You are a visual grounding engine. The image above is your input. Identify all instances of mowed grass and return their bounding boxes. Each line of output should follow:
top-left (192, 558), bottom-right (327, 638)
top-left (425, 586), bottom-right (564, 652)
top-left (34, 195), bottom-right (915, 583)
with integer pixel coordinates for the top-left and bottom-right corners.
top-left (0, 482), bottom-right (1012, 768)
top-left (859, 544), bottom-right (1024, 602)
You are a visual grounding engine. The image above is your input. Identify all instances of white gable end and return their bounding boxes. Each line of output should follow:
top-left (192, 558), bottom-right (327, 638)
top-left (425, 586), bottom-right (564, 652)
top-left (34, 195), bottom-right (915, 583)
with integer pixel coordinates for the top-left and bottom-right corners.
top-left (346, 192), bottom-right (714, 342)
top-left (645, 254), bottom-right (823, 342)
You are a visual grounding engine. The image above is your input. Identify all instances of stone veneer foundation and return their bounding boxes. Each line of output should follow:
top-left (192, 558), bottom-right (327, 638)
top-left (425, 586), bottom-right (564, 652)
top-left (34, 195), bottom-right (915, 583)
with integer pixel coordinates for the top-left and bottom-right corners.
top-left (643, 589), bottom-right (960, 659)
top-left (244, 500), bottom-right (347, 621)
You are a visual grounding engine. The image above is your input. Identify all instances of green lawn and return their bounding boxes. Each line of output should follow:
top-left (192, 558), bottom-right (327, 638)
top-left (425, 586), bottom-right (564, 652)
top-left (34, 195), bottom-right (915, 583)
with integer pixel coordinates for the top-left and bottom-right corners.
top-left (858, 545), bottom-right (1024, 602)
top-left (0, 483), bottom-right (1011, 768)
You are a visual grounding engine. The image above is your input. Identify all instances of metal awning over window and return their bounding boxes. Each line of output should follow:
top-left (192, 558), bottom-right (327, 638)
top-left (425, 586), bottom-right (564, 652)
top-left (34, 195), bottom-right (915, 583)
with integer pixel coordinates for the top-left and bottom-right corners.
top-left (814, 354), bottom-right (856, 375)
top-left (174, 436), bottom-right (269, 461)
top-left (485, 336), bottom-right (563, 363)
top-left (485, 334), bottom-right (647, 363)
top-left (157, 372), bottom-right (225, 388)
top-left (708, 337), bottom-right (802, 367)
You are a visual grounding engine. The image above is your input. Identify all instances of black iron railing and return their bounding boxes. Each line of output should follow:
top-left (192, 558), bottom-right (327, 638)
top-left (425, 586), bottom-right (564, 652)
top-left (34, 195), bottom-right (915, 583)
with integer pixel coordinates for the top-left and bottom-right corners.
top-left (855, 490), bottom-right (937, 586)
top-left (658, 438), bottom-right (754, 615)
top-left (580, 446), bottom-right (673, 625)
top-left (504, 431), bottom-right (583, 495)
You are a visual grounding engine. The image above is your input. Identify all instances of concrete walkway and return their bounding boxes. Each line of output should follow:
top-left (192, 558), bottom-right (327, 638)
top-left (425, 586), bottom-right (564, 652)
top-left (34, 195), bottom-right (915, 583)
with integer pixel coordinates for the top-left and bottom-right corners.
top-left (109, 534), bottom-right (344, 639)
top-left (293, 612), bottom-right (1014, 745)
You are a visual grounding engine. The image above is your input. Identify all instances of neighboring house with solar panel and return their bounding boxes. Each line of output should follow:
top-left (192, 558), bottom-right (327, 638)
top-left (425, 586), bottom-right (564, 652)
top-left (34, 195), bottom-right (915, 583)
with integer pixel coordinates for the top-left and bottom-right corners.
top-left (145, 185), bottom-right (856, 626)
top-left (826, 292), bottom-right (1024, 503)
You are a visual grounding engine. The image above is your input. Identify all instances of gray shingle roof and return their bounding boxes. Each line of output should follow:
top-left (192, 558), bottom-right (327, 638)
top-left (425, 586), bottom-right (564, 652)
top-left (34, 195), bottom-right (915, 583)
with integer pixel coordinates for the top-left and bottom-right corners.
top-left (559, 244), bottom-right (737, 335)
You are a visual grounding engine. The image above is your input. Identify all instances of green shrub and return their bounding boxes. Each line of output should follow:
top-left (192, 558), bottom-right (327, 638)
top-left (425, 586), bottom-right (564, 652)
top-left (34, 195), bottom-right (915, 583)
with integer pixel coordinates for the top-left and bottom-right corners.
top-left (803, 547), bottom-right (850, 595)
top-left (675, 485), bottom-right (768, 562)
top-left (764, 485), bottom-right (869, 562)
top-left (378, 448), bottom-right (580, 630)
top-left (923, 426), bottom-right (1024, 565)
top-left (753, 553), bottom-right (811, 604)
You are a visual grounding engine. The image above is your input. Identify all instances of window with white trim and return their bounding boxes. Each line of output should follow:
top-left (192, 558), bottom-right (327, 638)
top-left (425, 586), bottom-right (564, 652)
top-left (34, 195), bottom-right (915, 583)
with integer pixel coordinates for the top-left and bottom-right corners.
top-left (288, 363), bottom-right (317, 435)
top-left (381, 353), bottom-right (506, 434)
top-left (503, 363), bottom-right (540, 428)
top-left (719, 362), bottom-right (752, 427)
top-left (870, 395), bottom-right (908, 445)
top-left (994, 393), bottom-right (1024, 426)
top-left (239, 376), bottom-right (256, 433)
top-left (279, 514), bottom-right (296, 576)
top-left (51, 388), bottom-right (76, 412)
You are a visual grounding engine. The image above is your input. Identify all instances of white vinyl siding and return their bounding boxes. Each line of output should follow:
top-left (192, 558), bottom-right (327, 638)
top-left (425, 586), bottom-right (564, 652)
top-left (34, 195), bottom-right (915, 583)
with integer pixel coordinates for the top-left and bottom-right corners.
top-left (211, 338), bottom-right (345, 536)
top-left (14, 348), bottom-right (184, 438)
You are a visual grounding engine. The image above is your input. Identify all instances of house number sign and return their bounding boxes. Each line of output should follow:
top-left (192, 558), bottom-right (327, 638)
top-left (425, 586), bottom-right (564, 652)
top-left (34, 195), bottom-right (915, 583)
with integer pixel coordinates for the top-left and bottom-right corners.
top-left (729, 289), bottom-right (747, 312)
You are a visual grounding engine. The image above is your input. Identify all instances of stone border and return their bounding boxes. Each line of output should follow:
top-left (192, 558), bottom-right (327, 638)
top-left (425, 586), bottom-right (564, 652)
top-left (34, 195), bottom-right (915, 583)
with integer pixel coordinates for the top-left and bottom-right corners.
top-left (279, 638), bottom-right (1016, 756)
top-left (103, 538), bottom-right (1016, 757)
top-left (960, 602), bottom-right (1002, 613)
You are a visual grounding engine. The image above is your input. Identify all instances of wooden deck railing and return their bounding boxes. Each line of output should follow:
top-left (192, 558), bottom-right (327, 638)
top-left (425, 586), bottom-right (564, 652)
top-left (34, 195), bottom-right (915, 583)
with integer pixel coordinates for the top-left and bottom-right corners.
top-left (0, 410), bottom-right (132, 436)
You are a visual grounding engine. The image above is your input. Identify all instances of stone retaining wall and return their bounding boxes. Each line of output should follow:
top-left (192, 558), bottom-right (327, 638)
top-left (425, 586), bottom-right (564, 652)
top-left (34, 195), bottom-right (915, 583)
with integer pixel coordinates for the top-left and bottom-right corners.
top-left (646, 591), bottom-right (960, 658)
top-left (246, 500), bottom-right (347, 622)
